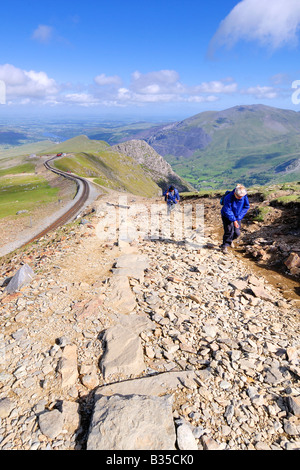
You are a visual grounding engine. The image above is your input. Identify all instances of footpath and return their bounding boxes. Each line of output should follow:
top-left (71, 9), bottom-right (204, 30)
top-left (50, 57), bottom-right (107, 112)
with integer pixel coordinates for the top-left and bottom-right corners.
top-left (0, 193), bottom-right (299, 451)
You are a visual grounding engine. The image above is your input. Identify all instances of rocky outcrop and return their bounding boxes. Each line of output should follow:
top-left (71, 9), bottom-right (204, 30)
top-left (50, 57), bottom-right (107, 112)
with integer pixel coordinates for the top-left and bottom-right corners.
top-left (112, 140), bottom-right (194, 192)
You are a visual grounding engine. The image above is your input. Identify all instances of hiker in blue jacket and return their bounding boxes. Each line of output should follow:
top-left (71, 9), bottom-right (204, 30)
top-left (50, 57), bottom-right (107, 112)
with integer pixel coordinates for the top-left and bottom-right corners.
top-left (164, 185), bottom-right (180, 215)
top-left (220, 184), bottom-right (250, 253)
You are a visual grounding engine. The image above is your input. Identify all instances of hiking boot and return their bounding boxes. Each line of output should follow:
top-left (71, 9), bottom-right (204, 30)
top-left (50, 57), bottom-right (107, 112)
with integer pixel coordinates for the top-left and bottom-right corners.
top-left (221, 245), bottom-right (228, 254)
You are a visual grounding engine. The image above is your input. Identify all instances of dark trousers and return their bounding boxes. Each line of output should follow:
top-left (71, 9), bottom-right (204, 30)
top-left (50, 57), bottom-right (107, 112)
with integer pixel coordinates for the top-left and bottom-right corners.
top-left (222, 216), bottom-right (241, 247)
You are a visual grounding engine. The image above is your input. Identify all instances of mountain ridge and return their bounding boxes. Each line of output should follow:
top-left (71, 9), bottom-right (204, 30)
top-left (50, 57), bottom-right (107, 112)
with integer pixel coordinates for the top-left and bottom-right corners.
top-left (135, 104), bottom-right (300, 189)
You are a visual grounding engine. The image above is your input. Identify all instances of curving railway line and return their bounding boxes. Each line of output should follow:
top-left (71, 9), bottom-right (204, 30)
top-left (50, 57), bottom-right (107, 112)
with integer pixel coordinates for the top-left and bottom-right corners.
top-left (19, 155), bottom-right (91, 247)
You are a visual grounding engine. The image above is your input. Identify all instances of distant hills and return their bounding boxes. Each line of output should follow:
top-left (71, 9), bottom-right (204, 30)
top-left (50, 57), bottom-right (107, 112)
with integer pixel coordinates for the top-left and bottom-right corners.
top-left (2, 104), bottom-right (300, 191)
top-left (89, 104), bottom-right (300, 190)
top-left (140, 105), bottom-right (300, 189)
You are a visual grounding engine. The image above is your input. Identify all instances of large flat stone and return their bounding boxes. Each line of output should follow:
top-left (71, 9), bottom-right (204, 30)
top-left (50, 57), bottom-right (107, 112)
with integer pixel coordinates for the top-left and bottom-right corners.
top-left (38, 409), bottom-right (64, 439)
top-left (112, 254), bottom-right (149, 282)
top-left (104, 275), bottom-right (136, 315)
top-left (250, 285), bottom-right (273, 302)
top-left (97, 370), bottom-right (197, 397)
top-left (87, 394), bottom-right (176, 450)
top-left (100, 325), bottom-right (145, 378)
top-left (109, 312), bottom-right (155, 335)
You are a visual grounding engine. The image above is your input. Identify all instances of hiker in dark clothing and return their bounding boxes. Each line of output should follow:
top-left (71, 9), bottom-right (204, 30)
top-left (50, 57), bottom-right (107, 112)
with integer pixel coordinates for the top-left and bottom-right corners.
top-left (164, 185), bottom-right (180, 215)
top-left (220, 184), bottom-right (250, 253)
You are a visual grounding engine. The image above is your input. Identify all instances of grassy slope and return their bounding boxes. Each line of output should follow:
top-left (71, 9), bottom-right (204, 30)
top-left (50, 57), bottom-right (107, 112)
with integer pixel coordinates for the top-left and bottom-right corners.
top-left (0, 163), bottom-right (36, 176)
top-left (43, 135), bottom-right (110, 154)
top-left (0, 173), bottom-right (59, 218)
top-left (41, 134), bottom-right (160, 197)
top-left (54, 147), bottom-right (160, 198)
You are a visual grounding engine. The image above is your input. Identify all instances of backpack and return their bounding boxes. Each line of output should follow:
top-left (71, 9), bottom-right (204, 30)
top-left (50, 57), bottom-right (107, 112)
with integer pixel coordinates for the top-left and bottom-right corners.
top-left (220, 190), bottom-right (231, 205)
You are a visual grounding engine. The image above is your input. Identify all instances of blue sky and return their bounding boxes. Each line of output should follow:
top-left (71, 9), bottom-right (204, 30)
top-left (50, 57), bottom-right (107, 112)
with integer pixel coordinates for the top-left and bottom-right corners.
top-left (1, 0), bottom-right (300, 119)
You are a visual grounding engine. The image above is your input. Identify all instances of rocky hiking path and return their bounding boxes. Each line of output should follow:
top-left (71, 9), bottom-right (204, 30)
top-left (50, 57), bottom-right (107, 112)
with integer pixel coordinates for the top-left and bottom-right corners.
top-left (0, 192), bottom-right (299, 451)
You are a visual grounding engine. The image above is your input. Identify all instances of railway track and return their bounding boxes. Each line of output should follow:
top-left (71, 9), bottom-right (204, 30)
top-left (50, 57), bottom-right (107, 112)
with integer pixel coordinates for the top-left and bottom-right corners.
top-left (19, 155), bottom-right (91, 247)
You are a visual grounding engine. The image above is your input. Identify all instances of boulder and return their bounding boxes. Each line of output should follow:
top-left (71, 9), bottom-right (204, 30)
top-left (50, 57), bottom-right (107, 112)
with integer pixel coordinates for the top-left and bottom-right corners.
top-left (287, 396), bottom-right (300, 417)
top-left (284, 252), bottom-right (300, 270)
top-left (112, 253), bottom-right (149, 283)
top-left (0, 398), bottom-right (14, 419)
top-left (38, 409), bottom-right (64, 439)
top-left (176, 419), bottom-right (198, 450)
top-left (5, 264), bottom-right (35, 294)
top-left (104, 275), bottom-right (136, 315)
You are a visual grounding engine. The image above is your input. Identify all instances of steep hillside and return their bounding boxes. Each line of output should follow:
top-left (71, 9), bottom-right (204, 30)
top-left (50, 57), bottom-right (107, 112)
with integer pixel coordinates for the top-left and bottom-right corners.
top-left (134, 105), bottom-right (300, 189)
top-left (52, 141), bottom-right (161, 198)
top-left (111, 140), bottom-right (194, 192)
top-left (46, 135), bottom-right (192, 197)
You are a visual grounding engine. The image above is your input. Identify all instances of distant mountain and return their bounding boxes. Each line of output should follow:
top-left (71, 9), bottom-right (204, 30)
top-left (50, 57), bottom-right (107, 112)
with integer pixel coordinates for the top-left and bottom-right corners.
top-left (83, 107), bottom-right (300, 190)
top-left (111, 140), bottom-right (194, 192)
top-left (118, 105), bottom-right (300, 189)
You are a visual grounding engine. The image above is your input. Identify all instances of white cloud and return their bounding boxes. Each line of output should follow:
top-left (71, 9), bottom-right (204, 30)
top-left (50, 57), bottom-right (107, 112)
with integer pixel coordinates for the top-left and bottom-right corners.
top-left (4, 64), bottom-right (282, 109)
top-left (131, 70), bottom-right (184, 96)
top-left (31, 25), bottom-right (54, 44)
top-left (117, 87), bottom-right (181, 104)
top-left (242, 85), bottom-right (279, 99)
top-left (210, 0), bottom-right (300, 53)
top-left (0, 64), bottom-right (59, 101)
top-left (186, 95), bottom-right (219, 103)
top-left (122, 72), bottom-right (238, 105)
top-left (94, 73), bottom-right (122, 86)
top-left (63, 93), bottom-right (100, 106)
top-left (192, 80), bottom-right (238, 94)
top-left (0, 65), bottom-right (239, 107)
top-left (271, 73), bottom-right (291, 85)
